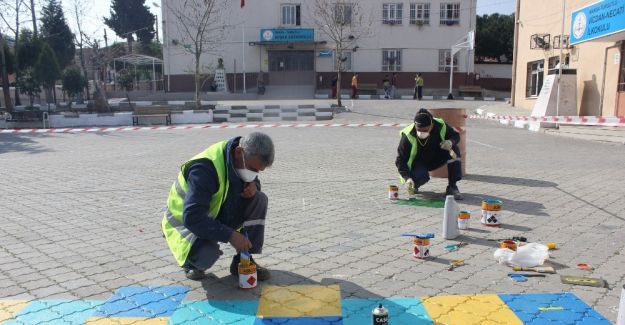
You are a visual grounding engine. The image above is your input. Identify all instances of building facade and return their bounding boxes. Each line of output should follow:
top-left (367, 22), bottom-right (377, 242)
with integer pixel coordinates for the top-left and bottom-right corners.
top-left (160, 0), bottom-right (478, 93)
top-left (512, 0), bottom-right (625, 116)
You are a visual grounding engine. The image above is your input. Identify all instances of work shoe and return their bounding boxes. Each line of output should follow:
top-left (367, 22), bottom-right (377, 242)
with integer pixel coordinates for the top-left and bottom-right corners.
top-left (230, 254), bottom-right (271, 281)
top-left (184, 266), bottom-right (205, 281)
top-left (446, 186), bottom-right (463, 200)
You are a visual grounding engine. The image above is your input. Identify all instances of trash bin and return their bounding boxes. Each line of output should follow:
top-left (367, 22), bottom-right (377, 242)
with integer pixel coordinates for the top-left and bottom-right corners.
top-left (429, 108), bottom-right (467, 178)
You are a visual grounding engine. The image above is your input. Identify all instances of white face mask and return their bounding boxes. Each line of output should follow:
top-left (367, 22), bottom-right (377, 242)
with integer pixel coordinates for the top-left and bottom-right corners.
top-left (416, 131), bottom-right (430, 139)
top-left (236, 150), bottom-right (259, 182)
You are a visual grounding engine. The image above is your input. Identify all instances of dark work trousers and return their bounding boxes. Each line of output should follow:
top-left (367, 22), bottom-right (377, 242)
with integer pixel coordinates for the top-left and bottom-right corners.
top-left (413, 86), bottom-right (423, 100)
top-left (410, 151), bottom-right (462, 188)
top-left (185, 191), bottom-right (268, 271)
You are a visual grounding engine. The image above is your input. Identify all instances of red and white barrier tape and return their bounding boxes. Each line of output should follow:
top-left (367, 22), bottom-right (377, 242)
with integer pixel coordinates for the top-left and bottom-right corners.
top-left (469, 115), bottom-right (625, 127)
top-left (0, 122), bottom-right (409, 134)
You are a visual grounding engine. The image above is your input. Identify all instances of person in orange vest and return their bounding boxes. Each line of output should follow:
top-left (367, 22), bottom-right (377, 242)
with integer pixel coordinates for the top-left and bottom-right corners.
top-left (351, 73), bottom-right (359, 99)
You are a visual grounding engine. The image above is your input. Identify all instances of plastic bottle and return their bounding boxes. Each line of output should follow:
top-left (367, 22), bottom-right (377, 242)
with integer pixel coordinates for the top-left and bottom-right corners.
top-left (442, 195), bottom-right (460, 239)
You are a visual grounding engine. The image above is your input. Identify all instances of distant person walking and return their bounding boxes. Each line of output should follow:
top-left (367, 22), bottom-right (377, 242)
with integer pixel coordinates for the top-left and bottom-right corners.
top-left (382, 75), bottom-right (391, 99)
top-left (390, 73), bottom-right (398, 99)
top-left (414, 73), bottom-right (424, 100)
top-left (351, 73), bottom-right (359, 99)
top-left (331, 75), bottom-right (338, 99)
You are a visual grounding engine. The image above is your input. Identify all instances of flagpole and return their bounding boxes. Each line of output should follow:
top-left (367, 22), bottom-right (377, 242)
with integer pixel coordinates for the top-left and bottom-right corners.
top-left (243, 23), bottom-right (246, 94)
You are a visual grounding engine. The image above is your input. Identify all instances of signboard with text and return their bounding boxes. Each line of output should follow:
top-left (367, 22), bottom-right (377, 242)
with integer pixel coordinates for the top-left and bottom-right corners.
top-left (570, 0), bottom-right (625, 45)
top-left (260, 28), bottom-right (314, 43)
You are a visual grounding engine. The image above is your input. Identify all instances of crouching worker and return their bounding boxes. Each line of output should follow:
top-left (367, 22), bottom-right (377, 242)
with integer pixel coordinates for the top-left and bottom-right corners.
top-left (162, 132), bottom-right (275, 281)
top-left (396, 108), bottom-right (463, 200)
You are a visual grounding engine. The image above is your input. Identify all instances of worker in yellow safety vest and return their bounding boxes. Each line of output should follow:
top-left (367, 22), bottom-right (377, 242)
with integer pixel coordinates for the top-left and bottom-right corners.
top-left (162, 132), bottom-right (274, 281)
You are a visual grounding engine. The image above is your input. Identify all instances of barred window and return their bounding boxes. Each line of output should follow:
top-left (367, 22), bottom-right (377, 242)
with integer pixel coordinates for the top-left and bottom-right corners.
top-left (410, 3), bottom-right (430, 25)
top-left (526, 60), bottom-right (544, 97)
top-left (382, 49), bottom-right (401, 71)
top-left (383, 3), bottom-right (403, 25)
top-left (440, 3), bottom-right (460, 25)
top-left (281, 4), bottom-right (301, 26)
top-left (438, 49), bottom-right (458, 72)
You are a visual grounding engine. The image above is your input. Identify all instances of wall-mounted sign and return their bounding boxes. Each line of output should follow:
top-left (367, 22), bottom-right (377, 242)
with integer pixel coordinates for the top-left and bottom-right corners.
top-left (318, 50), bottom-right (333, 57)
top-left (570, 0), bottom-right (625, 45)
top-left (260, 28), bottom-right (314, 43)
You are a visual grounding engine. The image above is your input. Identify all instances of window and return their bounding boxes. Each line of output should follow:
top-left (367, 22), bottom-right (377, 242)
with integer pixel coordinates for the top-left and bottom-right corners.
top-left (335, 3), bottom-right (352, 25)
top-left (619, 44), bottom-right (625, 92)
top-left (552, 35), bottom-right (569, 49)
top-left (383, 3), bottom-right (403, 25)
top-left (526, 60), bottom-right (544, 97)
top-left (410, 3), bottom-right (430, 25)
top-left (438, 49), bottom-right (458, 72)
top-left (334, 51), bottom-right (352, 71)
top-left (440, 3), bottom-right (460, 25)
top-left (548, 54), bottom-right (569, 70)
top-left (382, 49), bottom-right (401, 71)
top-left (281, 4), bottom-right (301, 26)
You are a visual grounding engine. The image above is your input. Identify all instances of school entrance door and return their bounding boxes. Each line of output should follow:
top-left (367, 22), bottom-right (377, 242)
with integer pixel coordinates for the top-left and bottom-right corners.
top-left (268, 51), bottom-right (314, 85)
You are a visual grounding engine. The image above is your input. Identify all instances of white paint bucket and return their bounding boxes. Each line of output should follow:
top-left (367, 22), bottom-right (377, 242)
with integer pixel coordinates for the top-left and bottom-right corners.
top-left (458, 211), bottom-right (471, 230)
top-left (238, 263), bottom-right (257, 290)
top-left (481, 199), bottom-right (503, 226)
top-left (388, 185), bottom-right (399, 200)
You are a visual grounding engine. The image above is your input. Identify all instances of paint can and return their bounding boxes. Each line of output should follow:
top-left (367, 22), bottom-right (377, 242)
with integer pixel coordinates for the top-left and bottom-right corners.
top-left (617, 284), bottom-right (625, 325)
top-left (500, 240), bottom-right (517, 251)
top-left (413, 236), bottom-right (431, 259)
top-left (481, 199), bottom-right (503, 226)
top-left (388, 185), bottom-right (399, 200)
top-left (372, 303), bottom-right (389, 325)
top-left (457, 210), bottom-right (471, 230)
top-left (238, 253), bottom-right (257, 290)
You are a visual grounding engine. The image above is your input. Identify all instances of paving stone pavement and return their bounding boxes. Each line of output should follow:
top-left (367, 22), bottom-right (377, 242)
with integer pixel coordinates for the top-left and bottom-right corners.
top-left (1, 100), bottom-right (624, 324)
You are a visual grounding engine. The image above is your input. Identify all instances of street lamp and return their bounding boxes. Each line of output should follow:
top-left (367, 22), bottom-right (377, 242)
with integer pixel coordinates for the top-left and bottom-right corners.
top-left (152, 1), bottom-right (170, 92)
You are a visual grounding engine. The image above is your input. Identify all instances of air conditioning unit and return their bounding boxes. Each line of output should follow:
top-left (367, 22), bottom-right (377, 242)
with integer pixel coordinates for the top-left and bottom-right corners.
top-left (530, 34), bottom-right (550, 50)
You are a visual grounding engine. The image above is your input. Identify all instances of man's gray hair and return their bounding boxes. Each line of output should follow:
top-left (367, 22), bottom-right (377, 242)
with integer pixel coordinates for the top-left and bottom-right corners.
top-left (240, 132), bottom-right (275, 167)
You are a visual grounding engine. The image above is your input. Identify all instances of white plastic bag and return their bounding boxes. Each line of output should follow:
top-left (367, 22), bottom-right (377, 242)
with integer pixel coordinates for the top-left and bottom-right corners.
top-left (509, 243), bottom-right (549, 267)
top-left (493, 248), bottom-right (515, 265)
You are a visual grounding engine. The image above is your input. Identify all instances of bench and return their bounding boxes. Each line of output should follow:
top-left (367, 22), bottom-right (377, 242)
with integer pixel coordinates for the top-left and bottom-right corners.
top-left (132, 107), bottom-right (172, 126)
top-left (359, 83), bottom-right (378, 95)
top-left (6, 110), bottom-right (45, 122)
top-left (458, 85), bottom-right (483, 97)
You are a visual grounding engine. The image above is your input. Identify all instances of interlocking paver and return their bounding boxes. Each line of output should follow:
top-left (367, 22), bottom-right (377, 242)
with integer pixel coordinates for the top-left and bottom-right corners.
top-left (0, 100), bottom-right (624, 323)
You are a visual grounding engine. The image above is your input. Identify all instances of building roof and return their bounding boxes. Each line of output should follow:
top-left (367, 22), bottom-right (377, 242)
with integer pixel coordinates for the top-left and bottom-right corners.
top-left (113, 54), bottom-right (163, 66)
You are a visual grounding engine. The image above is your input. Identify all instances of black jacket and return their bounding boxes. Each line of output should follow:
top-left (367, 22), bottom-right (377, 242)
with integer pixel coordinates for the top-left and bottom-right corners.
top-left (395, 121), bottom-right (460, 180)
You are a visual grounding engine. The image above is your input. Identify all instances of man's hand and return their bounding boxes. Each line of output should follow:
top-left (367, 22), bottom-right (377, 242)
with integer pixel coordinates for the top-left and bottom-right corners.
top-left (441, 140), bottom-right (453, 151)
top-left (405, 178), bottom-right (415, 194)
top-left (241, 182), bottom-right (257, 198)
top-left (229, 231), bottom-right (252, 252)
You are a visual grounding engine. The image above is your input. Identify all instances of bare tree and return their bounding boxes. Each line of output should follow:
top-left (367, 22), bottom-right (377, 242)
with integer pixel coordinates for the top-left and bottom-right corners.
top-left (308, 0), bottom-right (372, 107)
top-left (0, 0), bottom-right (26, 106)
top-left (69, 0), bottom-right (91, 102)
top-left (167, 0), bottom-right (230, 110)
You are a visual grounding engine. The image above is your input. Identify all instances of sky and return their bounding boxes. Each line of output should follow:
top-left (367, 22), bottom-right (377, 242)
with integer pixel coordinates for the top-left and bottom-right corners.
top-left (39, 0), bottom-right (515, 45)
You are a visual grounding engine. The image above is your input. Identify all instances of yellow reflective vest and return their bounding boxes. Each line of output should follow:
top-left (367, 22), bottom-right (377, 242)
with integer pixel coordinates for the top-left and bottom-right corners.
top-left (399, 118), bottom-right (447, 183)
top-left (162, 140), bottom-right (230, 266)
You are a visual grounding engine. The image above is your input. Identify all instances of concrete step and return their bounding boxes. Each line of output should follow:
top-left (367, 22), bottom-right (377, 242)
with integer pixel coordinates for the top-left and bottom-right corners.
top-left (543, 125), bottom-right (625, 144)
top-left (262, 85), bottom-right (314, 99)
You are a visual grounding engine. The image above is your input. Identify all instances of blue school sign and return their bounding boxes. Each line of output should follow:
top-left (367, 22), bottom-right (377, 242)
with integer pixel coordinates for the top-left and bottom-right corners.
top-left (260, 28), bottom-right (314, 43)
top-left (570, 0), bottom-right (625, 45)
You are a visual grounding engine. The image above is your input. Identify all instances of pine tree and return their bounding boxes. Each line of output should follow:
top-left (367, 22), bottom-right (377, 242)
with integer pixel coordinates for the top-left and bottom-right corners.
top-left (33, 43), bottom-right (61, 104)
top-left (104, 0), bottom-right (155, 53)
top-left (40, 0), bottom-right (75, 69)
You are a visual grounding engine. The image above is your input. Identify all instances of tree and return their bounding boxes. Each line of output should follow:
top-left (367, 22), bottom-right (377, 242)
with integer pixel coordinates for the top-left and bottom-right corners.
top-left (41, 0), bottom-right (75, 69)
top-left (308, 0), bottom-right (372, 107)
top-left (18, 68), bottom-right (40, 106)
top-left (105, 0), bottom-right (155, 53)
top-left (0, 0), bottom-right (27, 105)
top-left (33, 43), bottom-right (61, 105)
top-left (69, 0), bottom-right (90, 101)
top-left (475, 14), bottom-right (514, 63)
top-left (167, 0), bottom-right (230, 110)
top-left (62, 68), bottom-right (86, 110)
top-left (17, 29), bottom-right (41, 71)
top-left (0, 32), bottom-right (14, 112)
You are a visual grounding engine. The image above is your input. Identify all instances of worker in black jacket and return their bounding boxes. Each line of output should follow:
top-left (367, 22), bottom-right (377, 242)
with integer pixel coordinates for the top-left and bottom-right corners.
top-left (395, 108), bottom-right (463, 199)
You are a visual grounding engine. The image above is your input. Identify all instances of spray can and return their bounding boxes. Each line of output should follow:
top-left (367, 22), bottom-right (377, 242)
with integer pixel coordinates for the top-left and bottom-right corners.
top-left (617, 284), bottom-right (625, 325)
top-left (238, 252), bottom-right (257, 290)
top-left (372, 303), bottom-right (389, 325)
top-left (388, 185), bottom-right (399, 200)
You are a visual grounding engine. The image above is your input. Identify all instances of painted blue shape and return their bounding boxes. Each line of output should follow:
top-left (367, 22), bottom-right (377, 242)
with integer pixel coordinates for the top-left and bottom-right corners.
top-left (94, 285), bottom-right (188, 317)
top-left (500, 293), bottom-right (612, 325)
top-left (169, 300), bottom-right (258, 325)
top-left (341, 298), bottom-right (432, 325)
top-left (4, 300), bottom-right (101, 325)
top-left (254, 316), bottom-right (343, 324)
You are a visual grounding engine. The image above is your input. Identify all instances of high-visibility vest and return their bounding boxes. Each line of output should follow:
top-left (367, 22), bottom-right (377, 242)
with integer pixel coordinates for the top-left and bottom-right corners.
top-left (162, 140), bottom-right (230, 266)
top-left (399, 118), bottom-right (447, 183)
